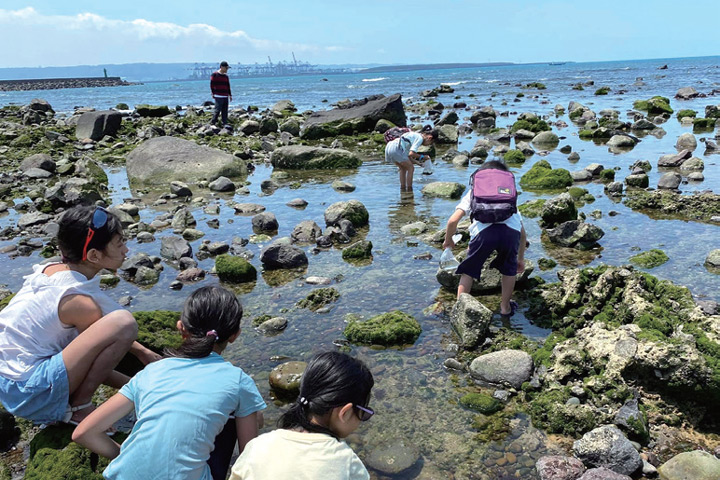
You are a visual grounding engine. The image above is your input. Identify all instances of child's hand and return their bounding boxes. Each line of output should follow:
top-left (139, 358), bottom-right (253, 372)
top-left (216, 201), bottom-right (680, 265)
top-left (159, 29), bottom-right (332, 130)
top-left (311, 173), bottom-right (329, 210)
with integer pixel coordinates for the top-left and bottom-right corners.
top-left (139, 348), bottom-right (163, 365)
top-left (516, 259), bottom-right (525, 274)
top-left (443, 239), bottom-right (455, 249)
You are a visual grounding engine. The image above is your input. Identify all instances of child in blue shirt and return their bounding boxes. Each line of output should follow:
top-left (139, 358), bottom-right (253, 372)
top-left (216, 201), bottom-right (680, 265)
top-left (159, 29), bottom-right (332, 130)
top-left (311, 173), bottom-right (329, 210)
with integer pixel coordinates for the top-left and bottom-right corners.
top-left (73, 286), bottom-right (266, 480)
top-left (385, 125), bottom-right (438, 190)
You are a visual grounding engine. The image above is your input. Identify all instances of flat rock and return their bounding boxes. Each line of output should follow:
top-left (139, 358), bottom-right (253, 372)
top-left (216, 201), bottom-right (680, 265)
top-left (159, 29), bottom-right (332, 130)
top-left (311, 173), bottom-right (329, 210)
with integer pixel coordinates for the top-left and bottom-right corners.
top-left (577, 468), bottom-right (631, 480)
top-left (268, 361), bottom-right (307, 395)
top-left (365, 438), bottom-right (420, 476)
top-left (270, 145), bottom-right (362, 169)
top-left (657, 450), bottom-right (720, 480)
top-left (469, 349), bottom-right (533, 388)
top-left (233, 203), bottom-right (266, 215)
top-left (421, 181), bottom-right (465, 199)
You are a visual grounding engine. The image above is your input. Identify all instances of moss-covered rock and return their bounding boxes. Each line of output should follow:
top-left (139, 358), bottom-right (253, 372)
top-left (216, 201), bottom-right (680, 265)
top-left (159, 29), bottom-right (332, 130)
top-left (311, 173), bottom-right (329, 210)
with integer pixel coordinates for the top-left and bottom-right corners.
top-left (344, 310), bottom-right (421, 346)
top-left (594, 86), bottom-right (610, 95)
top-left (629, 249), bottom-right (669, 268)
top-left (538, 258), bottom-right (557, 270)
top-left (522, 82), bottom-right (546, 90)
top-left (134, 104), bottom-right (172, 117)
top-left (526, 388), bottom-right (597, 437)
top-left (599, 169), bottom-right (615, 183)
top-left (518, 199), bottom-right (546, 218)
top-left (0, 293), bottom-right (15, 311)
top-left (633, 96), bottom-right (673, 115)
top-left (421, 181), bottom-right (465, 199)
top-left (270, 145), bottom-right (362, 170)
top-left (520, 160), bottom-right (573, 191)
top-left (131, 310), bottom-right (182, 355)
top-left (693, 117), bottom-right (717, 130)
top-left (341, 240), bottom-right (372, 260)
top-left (215, 254), bottom-right (257, 283)
top-left (324, 200), bottom-right (369, 227)
top-left (503, 149), bottom-right (526, 164)
top-left (269, 361), bottom-right (307, 398)
top-left (509, 118), bottom-right (551, 134)
top-left (459, 393), bottom-right (502, 414)
top-left (624, 190), bottom-right (720, 223)
top-left (676, 109), bottom-right (697, 120)
top-left (296, 287), bottom-right (340, 311)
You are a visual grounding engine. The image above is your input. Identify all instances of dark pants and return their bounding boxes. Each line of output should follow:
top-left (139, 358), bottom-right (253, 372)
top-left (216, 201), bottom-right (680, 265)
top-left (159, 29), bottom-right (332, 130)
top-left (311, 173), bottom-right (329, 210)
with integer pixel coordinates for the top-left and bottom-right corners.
top-left (212, 97), bottom-right (229, 125)
top-left (456, 224), bottom-right (521, 278)
top-left (207, 418), bottom-right (237, 480)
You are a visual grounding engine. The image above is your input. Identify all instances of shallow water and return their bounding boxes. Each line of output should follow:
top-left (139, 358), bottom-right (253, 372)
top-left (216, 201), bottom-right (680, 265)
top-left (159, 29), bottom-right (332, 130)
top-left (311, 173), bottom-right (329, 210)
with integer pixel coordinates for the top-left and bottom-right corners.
top-left (2, 56), bottom-right (720, 478)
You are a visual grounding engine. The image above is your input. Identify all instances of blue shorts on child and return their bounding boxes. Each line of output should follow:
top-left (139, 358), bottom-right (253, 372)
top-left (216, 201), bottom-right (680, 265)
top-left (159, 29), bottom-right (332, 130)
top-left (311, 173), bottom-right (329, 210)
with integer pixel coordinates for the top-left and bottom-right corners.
top-left (0, 351), bottom-right (69, 424)
top-left (456, 224), bottom-right (521, 277)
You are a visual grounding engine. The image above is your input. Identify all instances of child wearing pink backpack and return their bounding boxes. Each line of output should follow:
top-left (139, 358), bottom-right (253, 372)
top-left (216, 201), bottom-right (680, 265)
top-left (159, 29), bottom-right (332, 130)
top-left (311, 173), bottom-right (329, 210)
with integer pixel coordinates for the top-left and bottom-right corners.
top-left (443, 160), bottom-right (527, 315)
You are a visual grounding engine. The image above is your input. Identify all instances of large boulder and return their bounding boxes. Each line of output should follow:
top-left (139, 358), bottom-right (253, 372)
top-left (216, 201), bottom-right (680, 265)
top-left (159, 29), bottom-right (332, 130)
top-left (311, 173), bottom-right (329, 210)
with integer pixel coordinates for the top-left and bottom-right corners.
top-left (541, 193), bottom-right (578, 227)
top-left (75, 110), bottom-right (122, 141)
top-left (421, 182), bottom-right (465, 199)
top-left (546, 220), bottom-right (604, 249)
top-left (324, 200), bottom-right (369, 227)
top-left (301, 93), bottom-right (406, 139)
top-left (126, 137), bottom-right (246, 185)
top-left (572, 425), bottom-right (642, 476)
top-left (657, 450), bottom-right (720, 480)
top-left (260, 244), bottom-right (308, 270)
top-left (450, 293), bottom-right (492, 348)
top-left (469, 349), bottom-right (533, 389)
top-left (20, 153), bottom-right (56, 173)
top-left (270, 145), bottom-right (362, 170)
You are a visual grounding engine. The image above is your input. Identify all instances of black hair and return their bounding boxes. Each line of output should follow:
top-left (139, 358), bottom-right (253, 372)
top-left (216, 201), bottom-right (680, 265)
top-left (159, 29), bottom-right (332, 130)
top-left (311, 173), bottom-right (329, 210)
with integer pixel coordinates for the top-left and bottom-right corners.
top-left (278, 351), bottom-right (374, 439)
top-left (56, 205), bottom-right (124, 263)
top-left (421, 124), bottom-right (439, 142)
top-left (167, 286), bottom-right (243, 359)
top-left (479, 160), bottom-right (509, 171)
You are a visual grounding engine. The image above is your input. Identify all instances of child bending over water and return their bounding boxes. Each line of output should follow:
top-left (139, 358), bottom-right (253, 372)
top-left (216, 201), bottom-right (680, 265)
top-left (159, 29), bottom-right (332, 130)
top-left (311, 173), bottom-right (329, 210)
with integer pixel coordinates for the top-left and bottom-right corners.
top-left (229, 351), bottom-right (374, 480)
top-left (73, 286), bottom-right (266, 480)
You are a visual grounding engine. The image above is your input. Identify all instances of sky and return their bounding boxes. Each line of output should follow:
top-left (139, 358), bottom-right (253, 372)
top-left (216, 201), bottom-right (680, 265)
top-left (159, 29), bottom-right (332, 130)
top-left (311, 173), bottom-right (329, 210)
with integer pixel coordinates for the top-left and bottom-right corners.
top-left (0, 1), bottom-right (717, 68)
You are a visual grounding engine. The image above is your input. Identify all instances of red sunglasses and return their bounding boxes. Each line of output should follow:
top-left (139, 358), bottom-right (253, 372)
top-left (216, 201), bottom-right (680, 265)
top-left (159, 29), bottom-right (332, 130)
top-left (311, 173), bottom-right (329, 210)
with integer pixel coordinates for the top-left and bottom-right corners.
top-left (81, 207), bottom-right (109, 261)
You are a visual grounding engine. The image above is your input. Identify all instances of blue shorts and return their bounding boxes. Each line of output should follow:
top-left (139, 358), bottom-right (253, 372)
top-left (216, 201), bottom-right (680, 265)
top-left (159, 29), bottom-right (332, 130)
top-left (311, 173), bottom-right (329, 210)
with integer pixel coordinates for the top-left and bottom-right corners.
top-left (0, 351), bottom-right (69, 424)
top-left (456, 224), bottom-right (521, 278)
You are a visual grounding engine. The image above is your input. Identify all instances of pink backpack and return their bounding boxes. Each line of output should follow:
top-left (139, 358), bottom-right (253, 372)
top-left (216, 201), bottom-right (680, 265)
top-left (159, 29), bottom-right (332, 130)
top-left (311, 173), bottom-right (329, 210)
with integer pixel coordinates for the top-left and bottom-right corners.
top-left (469, 169), bottom-right (518, 223)
top-left (383, 127), bottom-right (411, 143)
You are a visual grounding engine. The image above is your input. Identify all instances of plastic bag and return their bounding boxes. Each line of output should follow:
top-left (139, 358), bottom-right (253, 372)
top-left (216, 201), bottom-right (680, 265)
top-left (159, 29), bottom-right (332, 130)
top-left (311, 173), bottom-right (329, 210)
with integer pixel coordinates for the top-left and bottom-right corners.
top-left (422, 158), bottom-right (434, 175)
top-left (439, 235), bottom-right (463, 271)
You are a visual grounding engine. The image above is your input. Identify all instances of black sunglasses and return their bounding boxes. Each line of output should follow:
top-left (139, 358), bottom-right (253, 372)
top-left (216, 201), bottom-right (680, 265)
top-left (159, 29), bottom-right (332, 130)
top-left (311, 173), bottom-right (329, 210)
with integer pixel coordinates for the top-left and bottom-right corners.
top-left (354, 404), bottom-right (374, 421)
top-left (81, 207), bottom-right (109, 261)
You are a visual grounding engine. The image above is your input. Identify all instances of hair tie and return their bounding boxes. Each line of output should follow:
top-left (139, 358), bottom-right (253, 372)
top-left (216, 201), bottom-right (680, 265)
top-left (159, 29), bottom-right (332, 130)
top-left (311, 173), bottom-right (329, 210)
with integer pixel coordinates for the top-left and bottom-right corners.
top-left (206, 330), bottom-right (218, 341)
top-left (298, 396), bottom-right (309, 406)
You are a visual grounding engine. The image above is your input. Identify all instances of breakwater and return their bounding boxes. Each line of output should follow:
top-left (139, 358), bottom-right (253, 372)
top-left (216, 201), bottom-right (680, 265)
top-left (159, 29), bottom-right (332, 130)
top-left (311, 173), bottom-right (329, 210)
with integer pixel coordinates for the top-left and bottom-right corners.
top-left (0, 76), bottom-right (132, 92)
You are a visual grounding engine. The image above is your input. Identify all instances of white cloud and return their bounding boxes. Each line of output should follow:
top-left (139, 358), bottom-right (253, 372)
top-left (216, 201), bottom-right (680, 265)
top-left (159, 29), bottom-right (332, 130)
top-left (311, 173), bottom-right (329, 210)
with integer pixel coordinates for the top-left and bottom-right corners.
top-left (0, 7), bottom-right (347, 66)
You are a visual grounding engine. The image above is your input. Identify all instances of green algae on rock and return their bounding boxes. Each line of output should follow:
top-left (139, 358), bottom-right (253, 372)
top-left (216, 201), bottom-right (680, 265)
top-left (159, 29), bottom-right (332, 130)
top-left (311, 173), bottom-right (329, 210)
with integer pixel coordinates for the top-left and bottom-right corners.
top-left (132, 310), bottom-right (182, 353)
top-left (421, 181), bottom-right (465, 199)
top-left (518, 199), bottom-right (546, 218)
top-left (509, 118), bottom-right (551, 134)
top-left (594, 86), bottom-right (610, 95)
top-left (519, 160), bottom-right (573, 191)
top-left (215, 254), bottom-right (257, 283)
top-left (341, 240), bottom-right (373, 260)
top-left (296, 287), bottom-right (340, 311)
top-left (624, 190), bottom-right (720, 223)
top-left (344, 310), bottom-right (421, 346)
top-left (459, 393), bottom-right (502, 414)
top-left (629, 249), bottom-right (669, 268)
top-left (633, 96), bottom-right (673, 115)
top-left (270, 145), bottom-right (362, 170)
top-left (526, 388), bottom-right (598, 437)
top-left (503, 149), bottom-right (526, 164)
top-left (676, 109), bottom-right (697, 120)
top-left (269, 361), bottom-right (307, 398)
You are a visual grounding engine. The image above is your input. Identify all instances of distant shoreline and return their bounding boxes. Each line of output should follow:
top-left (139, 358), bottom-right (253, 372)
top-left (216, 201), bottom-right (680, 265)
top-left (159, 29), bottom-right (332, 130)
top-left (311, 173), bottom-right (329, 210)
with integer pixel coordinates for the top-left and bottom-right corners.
top-left (0, 77), bottom-right (134, 92)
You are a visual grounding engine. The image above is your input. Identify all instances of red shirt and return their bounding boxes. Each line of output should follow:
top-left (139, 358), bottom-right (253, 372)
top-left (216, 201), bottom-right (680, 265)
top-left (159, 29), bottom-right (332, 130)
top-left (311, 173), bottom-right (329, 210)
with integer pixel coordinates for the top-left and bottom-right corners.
top-left (210, 72), bottom-right (231, 97)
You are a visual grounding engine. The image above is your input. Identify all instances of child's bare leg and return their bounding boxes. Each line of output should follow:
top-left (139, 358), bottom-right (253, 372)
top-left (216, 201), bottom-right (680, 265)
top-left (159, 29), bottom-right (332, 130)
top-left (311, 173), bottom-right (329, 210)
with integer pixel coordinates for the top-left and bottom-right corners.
top-left (398, 163), bottom-right (407, 189)
top-left (500, 274), bottom-right (517, 314)
top-left (457, 274), bottom-right (474, 299)
top-left (405, 162), bottom-right (415, 189)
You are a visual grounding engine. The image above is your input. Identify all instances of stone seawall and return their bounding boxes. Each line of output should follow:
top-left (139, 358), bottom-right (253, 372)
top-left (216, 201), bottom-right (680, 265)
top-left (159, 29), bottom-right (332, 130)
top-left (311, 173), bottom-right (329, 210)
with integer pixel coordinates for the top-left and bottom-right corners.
top-left (0, 77), bottom-right (133, 92)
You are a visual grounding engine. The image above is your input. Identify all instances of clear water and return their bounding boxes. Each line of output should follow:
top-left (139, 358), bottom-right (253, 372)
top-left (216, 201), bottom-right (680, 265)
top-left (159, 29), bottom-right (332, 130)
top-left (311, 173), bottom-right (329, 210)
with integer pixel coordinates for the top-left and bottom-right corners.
top-left (2, 56), bottom-right (720, 478)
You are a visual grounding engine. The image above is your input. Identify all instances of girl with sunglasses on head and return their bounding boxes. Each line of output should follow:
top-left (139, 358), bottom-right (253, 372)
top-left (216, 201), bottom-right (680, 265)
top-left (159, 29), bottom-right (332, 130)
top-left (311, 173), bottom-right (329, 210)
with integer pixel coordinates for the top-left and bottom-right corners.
top-left (0, 205), bottom-right (160, 427)
top-left (229, 351), bottom-right (374, 480)
top-left (74, 286), bottom-right (266, 480)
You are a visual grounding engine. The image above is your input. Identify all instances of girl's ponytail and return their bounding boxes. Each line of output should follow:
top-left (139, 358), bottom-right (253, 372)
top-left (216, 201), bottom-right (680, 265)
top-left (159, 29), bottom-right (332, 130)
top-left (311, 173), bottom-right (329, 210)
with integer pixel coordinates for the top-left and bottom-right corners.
top-left (166, 286), bottom-right (243, 359)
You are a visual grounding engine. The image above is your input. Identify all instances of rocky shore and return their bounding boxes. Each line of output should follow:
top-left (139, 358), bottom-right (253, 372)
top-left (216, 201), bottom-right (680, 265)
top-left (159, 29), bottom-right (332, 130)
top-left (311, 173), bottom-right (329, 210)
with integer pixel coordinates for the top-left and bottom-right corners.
top-left (0, 77), bottom-right (133, 92)
top-left (0, 73), bottom-right (719, 479)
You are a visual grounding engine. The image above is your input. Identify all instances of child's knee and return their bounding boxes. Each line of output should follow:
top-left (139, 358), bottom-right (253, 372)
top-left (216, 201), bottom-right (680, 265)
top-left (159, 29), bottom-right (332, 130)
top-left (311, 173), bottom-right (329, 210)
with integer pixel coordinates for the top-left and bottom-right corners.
top-left (108, 310), bottom-right (138, 341)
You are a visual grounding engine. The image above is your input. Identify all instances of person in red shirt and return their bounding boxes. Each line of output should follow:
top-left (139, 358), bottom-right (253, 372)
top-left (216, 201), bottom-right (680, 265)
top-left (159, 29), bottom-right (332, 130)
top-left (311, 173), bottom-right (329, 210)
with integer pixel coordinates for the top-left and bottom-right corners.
top-left (210, 61), bottom-right (233, 127)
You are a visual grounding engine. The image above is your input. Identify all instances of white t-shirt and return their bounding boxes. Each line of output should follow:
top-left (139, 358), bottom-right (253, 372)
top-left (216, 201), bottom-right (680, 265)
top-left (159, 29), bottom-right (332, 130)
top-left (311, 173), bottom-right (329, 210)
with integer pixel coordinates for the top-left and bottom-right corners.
top-left (229, 429), bottom-right (370, 480)
top-left (456, 190), bottom-right (524, 238)
top-left (385, 132), bottom-right (424, 163)
top-left (0, 263), bottom-right (122, 381)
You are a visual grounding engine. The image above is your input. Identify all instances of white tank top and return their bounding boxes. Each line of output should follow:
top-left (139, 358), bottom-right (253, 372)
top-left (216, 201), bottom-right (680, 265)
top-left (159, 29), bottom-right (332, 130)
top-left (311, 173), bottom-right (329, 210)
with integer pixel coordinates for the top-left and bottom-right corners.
top-left (0, 263), bottom-right (122, 381)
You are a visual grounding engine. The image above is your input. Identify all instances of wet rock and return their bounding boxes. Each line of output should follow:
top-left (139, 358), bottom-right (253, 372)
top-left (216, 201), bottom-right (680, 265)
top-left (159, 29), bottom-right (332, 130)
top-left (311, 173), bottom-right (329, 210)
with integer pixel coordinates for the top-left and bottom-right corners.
top-left (260, 243), bottom-right (308, 269)
top-left (75, 110), bottom-right (122, 140)
top-left (572, 425), bottom-right (642, 476)
top-left (341, 240), bottom-right (372, 260)
top-left (679, 157), bottom-right (704, 172)
top-left (269, 361), bottom-right (307, 396)
top-left (577, 468), bottom-right (631, 480)
top-left (301, 94), bottom-right (405, 140)
top-left (657, 149), bottom-right (691, 167)
top-left (134, 265), bottom-right (160, 285)
top-left (171, 207), bottom-right (196, 231)
top-left (631, 119), bottom-right (656, 130)
top-left (675, 86), bottom-right (700, 100)
top-left (568, 152), bottom-right (580, 161)
top-left (656, 451), bottom-right (720, 480)
top-left (287, 198), bottom-right (308, 208)
top-left (233, 203), bottom-right (266, 215)
top-left (271, 145), bottom-right (362, 169)
top-left (209, 176), bottom-right (235, 192)
top-left (175, 267), bottom-right (205, 282)
top-left (291, 220), bottom-right (322, 243)
top-left (400, 221), bottom-right (428, 235)
top-left (252, 212), bottom-right (279, 232)
top-left (345, 310), bottom-right (421, 346)
top-left (450, 293), bottom-right (492, 348)
top-left (204, 241), bottom-right (229, 256)
top-left (272, 99), bottom-right (296, 113)
top-left (21, 153), bottom-right (56, 172)
top-left (607, 135), bottom-right (636, 148)
top-left (215, 254), bottom-right (256, 282)
top-left (624, 173), bottom-right (649, 188)
top-left (178, 257), bottom-right (198, 270)
top-left (366, 438), bottom-right (420, 476)
top-left (520, 160), bottom-right (572, 190)
top-left (470, 349), bottom-right (533, 389)
top-left (421, 181), bottom-right (465, 199)
top-left (279, 118), bottom-right (301, 137)
top-left (705, 249), bottom-right (720, 268)
top-left (297, 287), bottom-right (340, 311)
top-left (541, 193), bottom-right (578, 227)
top-left (181, 228), bottom-right (205, 241)
top-left (675, 132), bottom-right (697, 151)
top-left (18, 211), bottom-right (51, 229)
top-left (697, 300), bottom-right (719, 315)
top-left (126, 136), bottom-right (246, 185)
top-left (535, 455), bottom-right (586, 480)
top-left (624, 190), bottom-right (720, 222)
top-left (546, 220), bottom-right (604, 249)
top-left (331, 180), bottom-right (356, 192)
top-left (324, 200), bottom-right (369, 227)
top-left (170, 181), bottom-right (192, 197)
top-left (160, 235), bottom-right (193, 260)
top-left (571, 170), bottom-right (592, 182)
top-left (23, 167), bottom-right (53, 179)
top-left (657, 172), bottom-right (681, 190)
top-left (532, 131), bottom-right (560, 147)
top-left (257, 317), bottom-right (288, 334)
top-left (306, 276), bottom-right (331, 285)
top-left (614, 399), bottom-right (648, 442)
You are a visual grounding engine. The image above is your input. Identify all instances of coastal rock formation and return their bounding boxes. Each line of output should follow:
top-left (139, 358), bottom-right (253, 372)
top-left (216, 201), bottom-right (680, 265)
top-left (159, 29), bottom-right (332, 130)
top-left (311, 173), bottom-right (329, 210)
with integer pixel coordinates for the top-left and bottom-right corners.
top-left (126, 137), bottom-right (246, 185)
top-left (344, 311), bottom-right (421, 346)
top-left (75, 110), bottom-right (122, 141)
top-left (270, 145), bottom-right (362, 170)
top-left (624, 190), bottom-right (720, 222)
top-left (301, 93), bottom-right (406, 139)
top-left (572, 425), bottom-right (642, 476)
